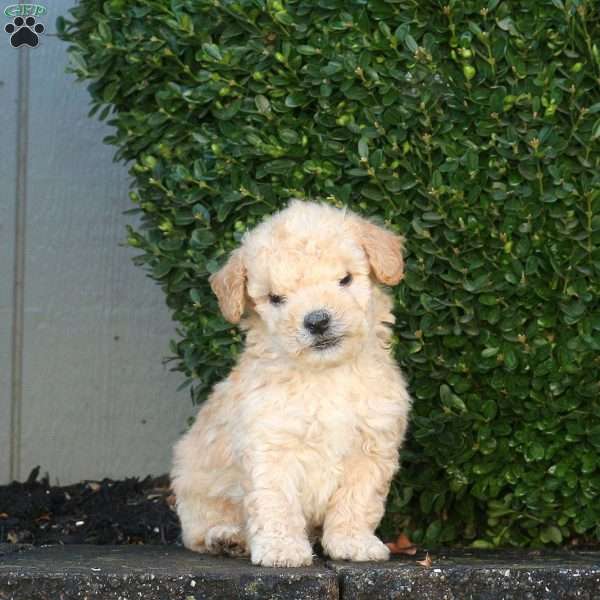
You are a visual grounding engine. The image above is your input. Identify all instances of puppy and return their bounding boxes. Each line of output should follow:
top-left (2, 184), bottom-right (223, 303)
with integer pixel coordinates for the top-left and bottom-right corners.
top-left (171, 200), bottom-right (411, 567)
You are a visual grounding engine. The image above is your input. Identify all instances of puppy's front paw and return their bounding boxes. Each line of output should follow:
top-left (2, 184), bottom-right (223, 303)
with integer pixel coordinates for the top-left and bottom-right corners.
top-left (323, 533), bottom-right (390, 562)
top-left (250, 535), bottom-right (313, 567)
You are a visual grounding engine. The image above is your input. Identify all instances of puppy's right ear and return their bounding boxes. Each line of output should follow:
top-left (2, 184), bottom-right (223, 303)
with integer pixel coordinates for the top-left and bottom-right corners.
top-left (209, 249), bottom-right (246, 324)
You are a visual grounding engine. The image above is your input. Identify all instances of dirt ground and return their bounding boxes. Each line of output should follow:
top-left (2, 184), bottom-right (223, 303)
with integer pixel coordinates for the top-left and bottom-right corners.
top-left (0, 467), bottom-right (179, 545)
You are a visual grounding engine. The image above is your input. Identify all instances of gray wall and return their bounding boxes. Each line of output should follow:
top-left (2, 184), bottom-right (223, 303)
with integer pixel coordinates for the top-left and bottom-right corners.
top-left (0, 2), bottom-right (195, 484)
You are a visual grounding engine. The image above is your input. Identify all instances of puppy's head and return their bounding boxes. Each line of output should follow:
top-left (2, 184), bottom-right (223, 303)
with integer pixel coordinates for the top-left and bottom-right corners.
top-left (210, 200), bottom-right (404, 366)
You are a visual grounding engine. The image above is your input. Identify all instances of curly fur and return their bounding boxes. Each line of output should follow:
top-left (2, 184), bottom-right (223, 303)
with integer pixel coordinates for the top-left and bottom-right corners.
top-left (171, 200), bottom-right (412, 566)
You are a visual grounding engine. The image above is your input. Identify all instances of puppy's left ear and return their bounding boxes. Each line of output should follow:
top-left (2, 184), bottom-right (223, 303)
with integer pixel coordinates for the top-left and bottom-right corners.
top-left (209, 249), bottom-right (246, 323)
top-left (354, 217), bottom-right (405, 285)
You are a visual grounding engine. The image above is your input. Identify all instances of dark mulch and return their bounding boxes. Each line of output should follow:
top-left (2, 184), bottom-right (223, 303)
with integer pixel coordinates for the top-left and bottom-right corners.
top-left (0, 467), bottom-right (180, 545)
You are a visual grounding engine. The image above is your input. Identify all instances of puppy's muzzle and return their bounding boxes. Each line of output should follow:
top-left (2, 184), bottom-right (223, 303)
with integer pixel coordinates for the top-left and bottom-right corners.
top-left (304, 309), bottom-right (331, 335)
top-left (304, 310), bottom-right (343, 350)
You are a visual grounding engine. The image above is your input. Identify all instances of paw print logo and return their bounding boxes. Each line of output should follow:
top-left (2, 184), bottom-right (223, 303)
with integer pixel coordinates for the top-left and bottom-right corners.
top-left (5, 16), bottom-right (44, 48)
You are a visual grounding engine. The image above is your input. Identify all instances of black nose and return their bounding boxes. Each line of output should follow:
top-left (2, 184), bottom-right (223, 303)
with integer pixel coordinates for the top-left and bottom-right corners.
top-left (304, 310), bottom-right (331, 335)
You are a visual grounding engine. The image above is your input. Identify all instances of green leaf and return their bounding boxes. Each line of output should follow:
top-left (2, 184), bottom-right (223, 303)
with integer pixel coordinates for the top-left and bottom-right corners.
top-left (190, 229), bottom-right (216, 249)
top-left (481, 347), bottom-right (499, 358)
top-left (97, 20), bottom-right (112, 42)
top-left (525, 443), bottom-right (545, 462)
top-left (425, 520), bottom-right (442, 543)
top-left (360, 186), bottom-right (384, 202)
top-left (540, 526), bottom-right (563, 544)
top-left (102, 81), bottom-right (119, 102)
top-left (285, 94), bottom-right (307, 108)
top-left (213, 99), bottom-right (241, 120)
top-left (202, 43), bottom-right (222, 60)
top-left (440, 384), bottom-right (467, 413)
top-left (297, 45), bottom-right (319, 55)
top-left (405, 34), bottom-right (418, 53)
top-left (255, 95), bottom-right (271, 113)
top-left (67, 50), bottom-right (88, 74)
top-left (358, 137), bottom-right (369, 159)
top-left (481, 399), bottom-right (497, 420)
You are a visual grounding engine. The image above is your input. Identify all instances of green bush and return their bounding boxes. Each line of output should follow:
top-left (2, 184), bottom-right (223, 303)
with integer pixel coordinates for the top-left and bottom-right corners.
top-left (59, 0), bottom-right (600, 548)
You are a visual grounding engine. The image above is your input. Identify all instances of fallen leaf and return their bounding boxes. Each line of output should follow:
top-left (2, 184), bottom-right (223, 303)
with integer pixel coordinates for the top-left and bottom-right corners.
top-left (394, 533), bottom-right (414, 548)
top-left (417, 552), bottom-right (432, 568)
top-left (386, 533), bottom-right (418, 555)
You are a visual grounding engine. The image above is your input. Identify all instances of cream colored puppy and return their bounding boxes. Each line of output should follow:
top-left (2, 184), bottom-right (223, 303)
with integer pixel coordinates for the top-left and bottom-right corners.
top-left (171, 200), bottom-right (411, 567)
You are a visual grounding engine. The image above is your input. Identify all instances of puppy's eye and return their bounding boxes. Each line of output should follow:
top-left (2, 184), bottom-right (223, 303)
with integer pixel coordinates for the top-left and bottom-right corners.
top-left (268, 293), bottom-right (286, 306)
top-left (339, 273), bottom-right (353, 287)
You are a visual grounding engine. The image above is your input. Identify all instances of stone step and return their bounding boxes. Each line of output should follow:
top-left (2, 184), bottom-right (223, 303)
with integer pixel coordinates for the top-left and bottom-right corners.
top-left (1, 544), bottom-right (599, 599)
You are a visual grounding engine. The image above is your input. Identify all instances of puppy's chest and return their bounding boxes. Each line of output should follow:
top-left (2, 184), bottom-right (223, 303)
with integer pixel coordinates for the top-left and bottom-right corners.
top-left (289, 380), bottom-right (367, 452)
top-left (293, 383), bottom-right (369, 522)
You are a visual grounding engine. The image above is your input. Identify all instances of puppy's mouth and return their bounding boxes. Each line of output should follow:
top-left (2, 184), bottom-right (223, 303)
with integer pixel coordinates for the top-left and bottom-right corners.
top-left (311, 336), bottom-right (343, 351)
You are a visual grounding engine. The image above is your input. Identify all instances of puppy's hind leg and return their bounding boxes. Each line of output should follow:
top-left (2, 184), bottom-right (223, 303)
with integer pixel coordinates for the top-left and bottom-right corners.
top-left (176, 491), bottom-right (247, 557)
top-left (204, 498), bottom-right (247, 557)
top-left (172, 413), bottom-right (248, 557)
top-left (205, 524), bottom-right (246, 557)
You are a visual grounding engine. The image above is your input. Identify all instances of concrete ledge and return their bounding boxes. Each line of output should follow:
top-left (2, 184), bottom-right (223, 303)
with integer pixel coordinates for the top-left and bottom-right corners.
top-left (0, 546), bottom-right (337, 599)
top-left (330, 549), bottom-right (600, 600)
top-left (0, 548), bottom-right (25, 560)
top-left (1, 545), bottom-right (600, 600)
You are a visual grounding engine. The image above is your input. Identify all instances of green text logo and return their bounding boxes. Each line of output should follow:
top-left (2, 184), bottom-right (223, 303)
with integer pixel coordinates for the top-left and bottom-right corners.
top-left (4, 4), bottom-right (46, 17)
